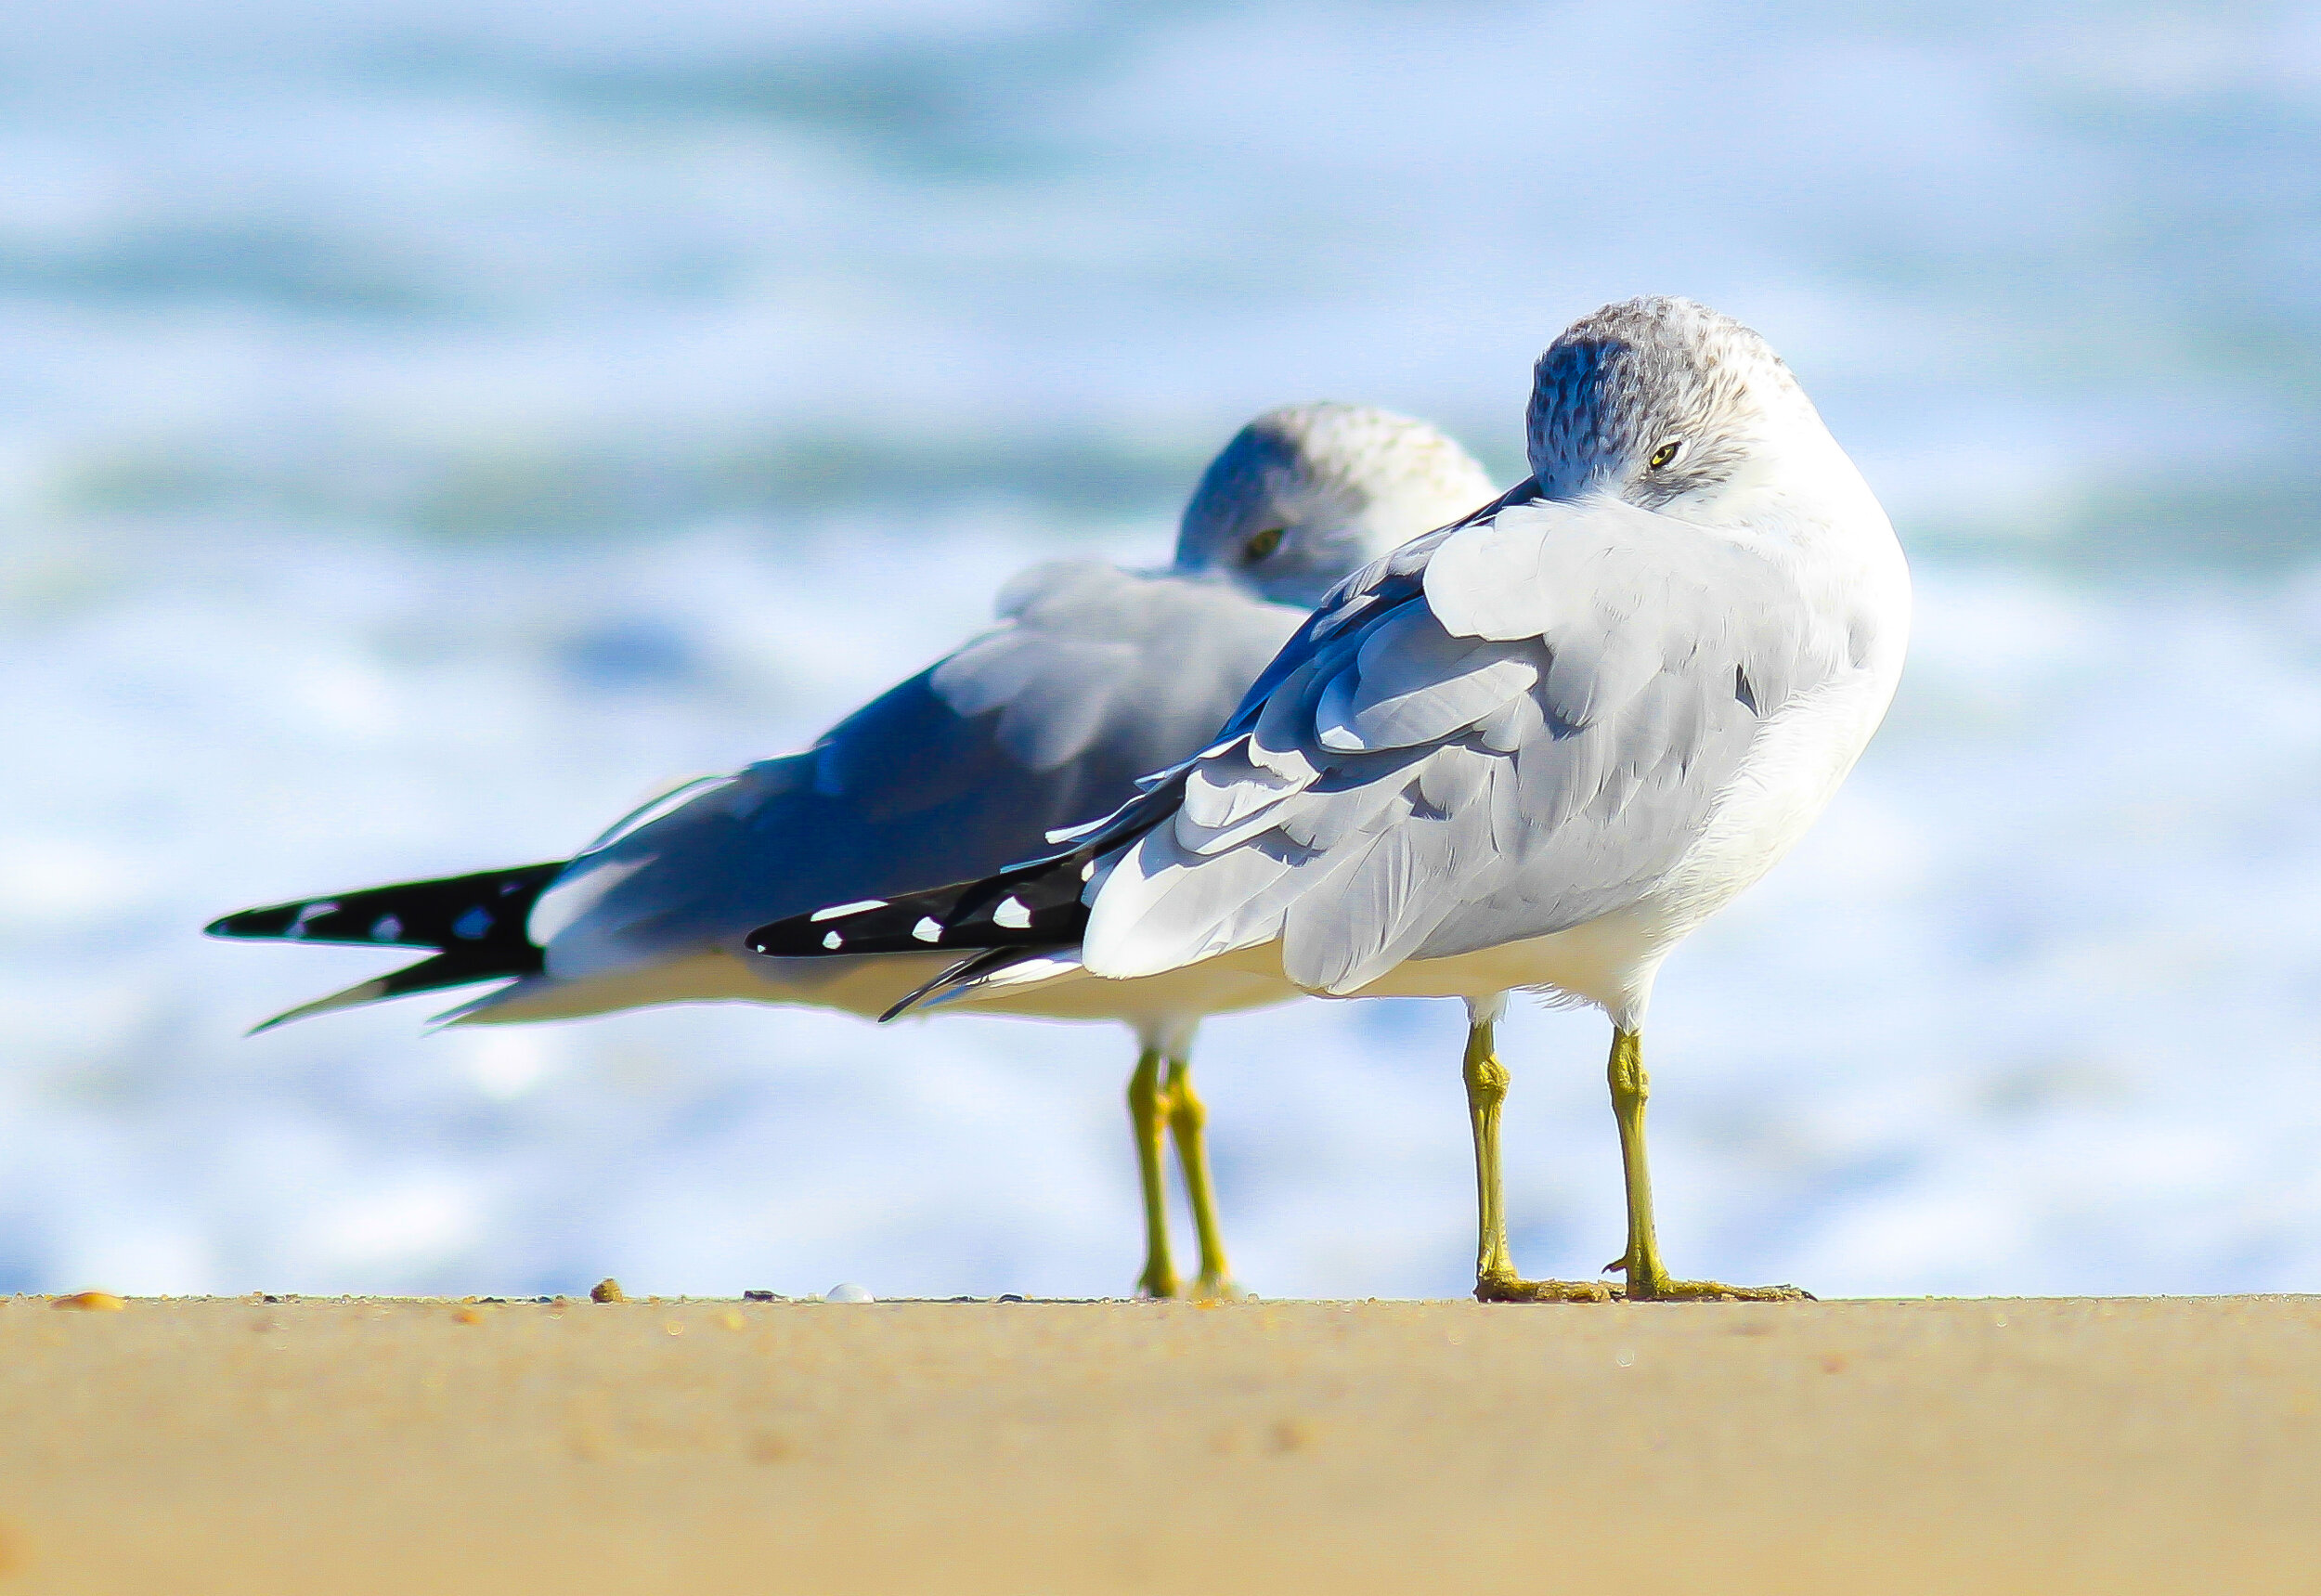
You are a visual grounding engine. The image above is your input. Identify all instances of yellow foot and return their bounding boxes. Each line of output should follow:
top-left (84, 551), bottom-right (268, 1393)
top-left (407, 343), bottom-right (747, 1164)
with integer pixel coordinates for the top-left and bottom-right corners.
top-left (1136, 1267), bottom-right (1182, 1301)
top-left (1191, 1272), bottom-right (1245, 1303)
top-left (1624, 1278), bottom-right (1813, 1303)
top-left (1475, 1270), bottom-right (1618, 1304)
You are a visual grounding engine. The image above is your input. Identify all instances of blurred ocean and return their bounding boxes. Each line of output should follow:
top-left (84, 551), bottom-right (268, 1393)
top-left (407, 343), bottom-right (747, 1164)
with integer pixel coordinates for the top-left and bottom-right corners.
top-left (4, 0), bottom-right (2320, 1298)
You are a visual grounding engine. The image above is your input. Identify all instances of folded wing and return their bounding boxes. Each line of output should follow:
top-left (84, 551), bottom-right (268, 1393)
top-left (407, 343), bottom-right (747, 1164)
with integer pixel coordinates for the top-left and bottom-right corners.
top-left (537, 563), bottom-right (1305, 981)
top-left (1083, 495), bottom-right (1858, 993)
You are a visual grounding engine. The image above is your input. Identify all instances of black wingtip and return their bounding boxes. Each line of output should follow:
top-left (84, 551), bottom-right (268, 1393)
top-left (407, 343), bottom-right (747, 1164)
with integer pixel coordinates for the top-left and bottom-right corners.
top-left (207, 903), bottom-right (299, 940)
top-left (746, 915), bottom-right (810, 956)
top-left (748, 860), bottom-right (1092, 963)
top-left (877, 954), bottom-right (981, 1021)
top-left (875, 946), bottom-right (1068, 1022)
top-left (202, 862), bottom-right (566, 958)
top-left (747, 775), bottom-right (1177, 965)
top-left (240, 951), bottom-right (521, 1034)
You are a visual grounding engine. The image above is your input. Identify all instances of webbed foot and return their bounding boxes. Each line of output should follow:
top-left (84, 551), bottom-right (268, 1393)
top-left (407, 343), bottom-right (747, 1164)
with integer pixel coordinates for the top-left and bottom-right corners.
top-left (1615, 1270), bottom-right (1812, 1303)
top-left (1474, 1269), bottom-right (1618, 1304)
top-left (1136, 1263), bottom-right (1182, 1300)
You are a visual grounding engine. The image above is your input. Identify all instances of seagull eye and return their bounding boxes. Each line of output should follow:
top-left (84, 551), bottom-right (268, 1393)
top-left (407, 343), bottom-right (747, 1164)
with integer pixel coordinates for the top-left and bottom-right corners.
top-left (1648, 441), bottom-right (1683, 471)
top-left (1243, 526), bottom-right (1286, 563)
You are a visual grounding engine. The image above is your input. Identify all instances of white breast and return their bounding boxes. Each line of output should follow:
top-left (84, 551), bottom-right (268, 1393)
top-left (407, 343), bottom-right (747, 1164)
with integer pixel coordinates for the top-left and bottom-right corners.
top-left (1651, 658), bottom-right (1901, 937)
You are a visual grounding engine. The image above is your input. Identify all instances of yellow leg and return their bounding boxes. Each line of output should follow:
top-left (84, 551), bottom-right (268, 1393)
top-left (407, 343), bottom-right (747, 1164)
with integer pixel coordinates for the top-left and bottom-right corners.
top-left (1162, 1054), bottom-right (1242, 1300)
top-left (1465, 1015), bottom-right (1515, 1281)
top-left (1463, 1004), bottom-right (1613, 1304)
top-left (1603, 1028), bottom-right (1810, 1303)
top-left (1126, 1047), bottom-right (1180, 1299)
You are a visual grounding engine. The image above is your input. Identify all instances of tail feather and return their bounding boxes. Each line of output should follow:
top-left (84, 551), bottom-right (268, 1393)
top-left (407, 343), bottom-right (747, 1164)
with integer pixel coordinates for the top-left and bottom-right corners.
top-left (212, 861), bottom-right (566, 1032)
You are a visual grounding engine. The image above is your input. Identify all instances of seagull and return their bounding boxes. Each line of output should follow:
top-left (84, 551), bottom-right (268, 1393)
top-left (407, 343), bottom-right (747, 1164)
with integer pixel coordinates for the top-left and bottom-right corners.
top-left (206, 404), bottom-right (1497, 1301)
top-left (747, 298), bottom-right (1913, 1303)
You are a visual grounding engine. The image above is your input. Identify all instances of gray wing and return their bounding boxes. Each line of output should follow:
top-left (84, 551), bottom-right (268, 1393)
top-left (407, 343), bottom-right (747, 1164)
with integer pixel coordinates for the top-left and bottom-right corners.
top-left (533, 561), bottom-right (1305, 981)
top-left (1081, 498), bottom-right (1862, 994)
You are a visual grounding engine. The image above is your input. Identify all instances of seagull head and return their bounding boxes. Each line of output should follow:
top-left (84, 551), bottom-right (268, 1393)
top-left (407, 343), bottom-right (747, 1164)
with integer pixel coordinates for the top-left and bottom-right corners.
top-left (1525, 297), bottom-right (1856, 528)
top-left (1173, 402), bottom-right (1496, 607)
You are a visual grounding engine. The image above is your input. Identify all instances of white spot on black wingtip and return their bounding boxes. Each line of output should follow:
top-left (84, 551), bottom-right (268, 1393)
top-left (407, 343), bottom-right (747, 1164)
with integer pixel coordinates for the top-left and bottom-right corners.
top-left (452, 906), bottom-right (494, 941)
top-left (810, 899), bottom-right (888, 923)
top-left (911, 916), bottom-right (944, 943)
top-left (370, 915), bottom-right (402, 941)
top-left (286, 901), bottom-right (338, 940)
top-left (1080, 860), bottom-right (1096, 882)
top-left (822, 930), bottom-right (842, 951)
top-left (992, 896), bottom-right (1031, 930)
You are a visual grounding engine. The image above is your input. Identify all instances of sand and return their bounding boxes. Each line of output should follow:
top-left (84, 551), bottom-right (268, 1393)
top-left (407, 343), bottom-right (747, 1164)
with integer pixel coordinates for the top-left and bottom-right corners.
top-left (0, 1292), bottom-right (2315, 1594)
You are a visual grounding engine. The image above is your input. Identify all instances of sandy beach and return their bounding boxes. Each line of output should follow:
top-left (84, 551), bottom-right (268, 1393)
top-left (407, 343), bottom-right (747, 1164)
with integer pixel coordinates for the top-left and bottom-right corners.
top-left (0, 1293), bottom-right (2314, 1593)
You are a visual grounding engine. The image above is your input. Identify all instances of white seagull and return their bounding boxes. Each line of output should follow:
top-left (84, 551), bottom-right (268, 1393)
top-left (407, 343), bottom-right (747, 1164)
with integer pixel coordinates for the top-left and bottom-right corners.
top-left (750, 299), bottom-right (1913, 1302)
top-left (208, 404), bottom-right (1497, 1300)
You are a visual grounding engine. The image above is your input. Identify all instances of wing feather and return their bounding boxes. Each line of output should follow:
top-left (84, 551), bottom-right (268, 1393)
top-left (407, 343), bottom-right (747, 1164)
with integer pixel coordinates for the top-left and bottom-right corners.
top-left (1079, 494), bottom-right (1860, 993)
top-left (542, 564), bottom-right (1306, 982)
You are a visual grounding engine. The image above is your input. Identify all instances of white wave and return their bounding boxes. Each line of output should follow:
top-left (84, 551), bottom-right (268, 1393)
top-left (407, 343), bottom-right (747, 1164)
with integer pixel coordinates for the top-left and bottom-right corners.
top-left (4, 0), bottom-right (2320, 1296)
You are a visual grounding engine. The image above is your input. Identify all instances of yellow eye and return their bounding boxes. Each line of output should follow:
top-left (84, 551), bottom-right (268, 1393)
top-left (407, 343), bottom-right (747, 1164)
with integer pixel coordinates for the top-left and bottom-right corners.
top-left (1648, 441), bottom-right (1681, 471)
top-left (1243, 526), bottom-right (1286, 562)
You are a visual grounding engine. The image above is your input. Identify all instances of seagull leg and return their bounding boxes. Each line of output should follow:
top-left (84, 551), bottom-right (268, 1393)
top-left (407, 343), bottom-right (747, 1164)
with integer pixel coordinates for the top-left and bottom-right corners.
top-left (1162, 1051), bottom-right (1242, 1300)
top-left (1127, 1046), bottom-right (1181, 1299)
top-left (1464, 1000), bottom-right (1613, 1304)
top-left (1602, 1028), bottom-right (1810, 1303)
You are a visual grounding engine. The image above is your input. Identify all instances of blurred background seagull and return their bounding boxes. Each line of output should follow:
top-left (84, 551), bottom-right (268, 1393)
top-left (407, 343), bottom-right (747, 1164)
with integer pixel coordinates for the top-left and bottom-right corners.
top-left (750, 298), bottom-right (1912, 1304)
top-left (207, 404), bottom-right (1495, 1300)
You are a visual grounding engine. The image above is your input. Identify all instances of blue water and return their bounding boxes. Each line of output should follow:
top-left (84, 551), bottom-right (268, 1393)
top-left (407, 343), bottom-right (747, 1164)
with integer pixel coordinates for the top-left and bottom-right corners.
top-left (3, 0), bottom-right (2319, 1297)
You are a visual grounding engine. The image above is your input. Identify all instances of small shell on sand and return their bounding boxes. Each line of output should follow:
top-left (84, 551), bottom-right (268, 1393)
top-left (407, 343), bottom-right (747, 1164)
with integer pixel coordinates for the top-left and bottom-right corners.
top-left (590, 1278), bottom-right (626, 1304)
top-left (52, 1291), bottom-right (125, 1312)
